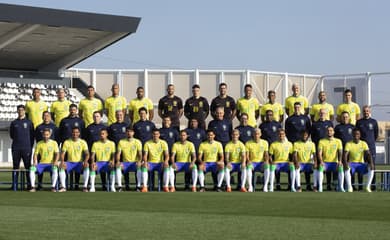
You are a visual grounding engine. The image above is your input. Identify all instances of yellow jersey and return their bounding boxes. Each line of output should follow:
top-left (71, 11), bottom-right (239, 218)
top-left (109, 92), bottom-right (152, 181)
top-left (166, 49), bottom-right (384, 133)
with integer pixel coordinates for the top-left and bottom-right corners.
top-left (25, 100), bottom-right (48, 129)
top-left (198, 141), bottom-right (223, 162)
top-left (285, 95), bottom-right (308, 116)
top-left (245, 139), bottom-right (269, 162)
top-left (117, 138), bottom-right (142, 162)
top-left (260, 102), bottom-right (284, 122)
top-left (144, 139), bottom-right (168, 163)
top-left (129, 97), bottom-right (154, 124)
top-left (293, 140), bottom-right (316, 163)
top-left (310, 103), bottom-right (334, 121)
top-left (236, 97), bottom-right (260, 127)
top-left (79, 98), bottom-right (103, 127)
top-left (224, 141), bottom-right (246, 163)
top-left (50, 100), bottom-right (71, 127)
top-left (336, 102), bottom-right (361, 125)
top-left (172, 141), bottom-right (196, 163)
top-left (318, 138), bottom-right (343, 163)
top-left (61, 139), bottom-right (88, 162)
top-left (91, 140), bottom-right (115, 162)
top-left (269, 140), bottom-right (293, 163)
top-left (34, 139), bottom-right (59, 164)
top-left (344, 140), bottom-right (369, 163)
top-left (104, 96), bottom-right (128, 125)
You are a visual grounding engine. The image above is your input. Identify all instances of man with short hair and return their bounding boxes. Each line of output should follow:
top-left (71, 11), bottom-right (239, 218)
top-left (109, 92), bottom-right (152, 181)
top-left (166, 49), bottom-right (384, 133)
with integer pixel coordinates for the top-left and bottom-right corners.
top-left (310, 91), bottom-right (334, 122)
top-left (108, 110), bottom-right (129, 145)
top-left (85, 111), bottom-right (106, 150)
top-left (104, 84), bottom-right (127, 126)
top-left (235, 113), bottom-right (255, 144)
top-left (236, 84), bottom-right (260, 128)
top-left (133, 107), bottom-right (156, 145)
top-left (210, 83), bottom-right (236, 122)
top-left (184, 84), bottom-right (209, 130)
top-left (293, 131), bottom-right (316, 191)
top-left (310, 108), bottom-right (334, 147)
top-left (29, 128), bottom-right (59, 192)
top-left (207, 107), bottom-right (232, 147)
top-left (129, 86), bottom-right (154, 125)
top-left (159, 116), bottom-right (179, 153)
top-left (261, 90), bottom-right (284, 123)
top-left (59, 104), bottom-right (85, 144)
top-left (259, 110), bottom-right (282, 145)
top-left (158, 84), bottom-right (183, 131)
top-left (25, 88), bottom-right (48, 129)
top-left (79, 85), bottom-right (103, 127)
top-left (336, 89), bottom-right (360, 125)
top-left (35, 111), bottom-right (58, 143)
top-left (51, 88), bottom-right (71, 127)
top-left (185, 118), bottom-right (206, 154)
top-left (10, 105), bottom-right (34, 190)
top-left (335, 111), bottom-right (354, 147)
top-left (285, 84), bottom-right (309, 116)
top-left (285, 102), bottom-right (311, 143)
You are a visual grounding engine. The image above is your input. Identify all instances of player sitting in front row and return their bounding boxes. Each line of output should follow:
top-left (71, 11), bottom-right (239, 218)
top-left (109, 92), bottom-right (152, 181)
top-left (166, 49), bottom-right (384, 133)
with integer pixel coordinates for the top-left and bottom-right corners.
top-left (30, 128), bottom-right (60, 192)
top-left (90, 128), bottom-right (116, 192)
top-left (59, 127), bottom-right (90, 192)
top-left (343, 128), bottom-right (374, 192)
top-left (224, 129), bottom-right (247, 192)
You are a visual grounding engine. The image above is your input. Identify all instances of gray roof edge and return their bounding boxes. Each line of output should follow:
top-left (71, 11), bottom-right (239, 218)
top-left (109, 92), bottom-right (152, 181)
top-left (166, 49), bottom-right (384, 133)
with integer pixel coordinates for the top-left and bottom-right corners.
top-left (0, 3), bottom-right (141, 33)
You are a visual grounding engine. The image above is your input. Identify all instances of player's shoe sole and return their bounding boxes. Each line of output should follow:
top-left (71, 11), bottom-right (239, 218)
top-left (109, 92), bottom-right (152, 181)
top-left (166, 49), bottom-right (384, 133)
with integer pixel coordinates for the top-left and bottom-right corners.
top-left (89, 188), bottom-right (96, 192)
top-left (110, 187), bottom-right (116, 192)
top-left (29, 188), bottom-right (36, 192)
top-left (347, 188), bottom-right (353, 193)
top-left (58, 188), bottom-right (66, 193)
top-left (365, 187), bottom-right (372, 193)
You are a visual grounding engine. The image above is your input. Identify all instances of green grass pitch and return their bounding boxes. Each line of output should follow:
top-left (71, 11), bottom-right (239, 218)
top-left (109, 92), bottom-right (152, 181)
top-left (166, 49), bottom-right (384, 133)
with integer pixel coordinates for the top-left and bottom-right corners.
top-left (0, 191), bottom-right (389, 240)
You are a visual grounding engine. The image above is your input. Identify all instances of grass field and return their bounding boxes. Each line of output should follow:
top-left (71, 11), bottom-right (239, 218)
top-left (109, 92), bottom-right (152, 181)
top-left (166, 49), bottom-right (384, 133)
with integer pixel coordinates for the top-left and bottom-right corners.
top-left (0, 191), bottom-right (389, 240)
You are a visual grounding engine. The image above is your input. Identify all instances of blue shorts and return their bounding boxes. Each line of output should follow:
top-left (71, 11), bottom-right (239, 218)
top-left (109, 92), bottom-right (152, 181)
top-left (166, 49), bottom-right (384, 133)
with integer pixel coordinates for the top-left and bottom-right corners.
top-left (349, 163), bottom-right (368, 175)
top-left (274, 162), bottom-right (290, 173)
top-left (252, 162), bottom-right (264, 172)
top-left (229, 163), bottom-right (241, 173)
top-left (324, 162), bottom-right (337, 172)
top-left (149, 162), bottom-right (163, 172)
top-left (204, 162), bottom-right (217, 173)
top-left (96, 162), bottom-right (110, 173)
top-left (123, 162), bottom-right (137, 173)
top-left (66, 162), bottom-right (83, 174)
top-left (36, 164), bottom-right (54, 174)
top-left (175, 162), bottom-right (190, 172)
top-left (299, 163), bottom-right (313, 173)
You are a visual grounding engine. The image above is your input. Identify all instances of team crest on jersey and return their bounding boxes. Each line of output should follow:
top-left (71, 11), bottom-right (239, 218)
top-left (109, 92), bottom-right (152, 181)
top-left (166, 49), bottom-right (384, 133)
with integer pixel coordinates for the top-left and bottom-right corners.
top-left (76, 146), bottom-right (81, 151)
top-left (75, 122), bottom-right (79, 127)
top-left (212, 147), bottom-right (217, 154)
top-left (226, 101), bottom-right (230, 107)
top-left (173, 101), bottom-right (177, 106)
top-left (369, 123), bottom-right (373, 130)
top-left (122, 127), bottom-right (126, 133)
top-left (199, 101), bottom-right (203, 108)
top-left (246, 130), bottom-right (251, 136)
top-left (196, 133), bottom-right (201, 139)
top-left (23, 123), bottom-right (27, 129)
top-left (300, 119), bottom-right (305, 126)
top-left (105, 147), bottom-right (111, 153)
top-left (272, 126), bottom-right (277, 132)
top-left (169, 132), bottom-right (173, 138)
top-left (222, 124), bottom-right (227, 131)
top-left (348, 128), bottom-right (352, 135)
top-left (131, 145), bottom-right (136, 151)
top-left (48, 146), bottom-right (53, 152)
top-left (146, 125), bottom-right (150, 131)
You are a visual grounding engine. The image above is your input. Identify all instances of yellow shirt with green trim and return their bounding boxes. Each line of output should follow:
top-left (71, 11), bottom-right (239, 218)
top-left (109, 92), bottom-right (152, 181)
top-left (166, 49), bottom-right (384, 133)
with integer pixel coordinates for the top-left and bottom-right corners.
top-left (50, 99), bottom-right (71, 127)
top-left (269, 140), bottom-right (293, 163)
top-left (144, 139), bottom-right (168, 163)
top-left (129, 97), bottom-right (154, 124)
top-left (318, 137), bottom-right (342, 163)
top-left (61, 139), bottom-right (88, 162)
top-left (260, 102), bottom-right (284, 122)
top-left (336, 102), bottom-right (361, 125)
top-left (25, 100), bottom-right (48, 129)
top-left (198, 141), bottom-right (223, 162)
top-left (34, 139), bottom-right (59, 164)
top-left (91, 140), bottom-right (116, 162)
top-left (224, 141), bottom-right (246, 163)
top-left (293, 140), bottom-right (316, 163)
top-left (310, 102), bottom-right (334, 121)
top-left (344, 140), bottom-right (369, 163)
top-left (117, 138), bottom-right (142, 162)
top-left (79, 98), bottom-right (103, 127)
top-left (245, 139), bottom-right (269, 162)
top-left (285, 95), bottom-right (308, 116)
top-left (236, 97), bottom-right (260, 127)
top-left (104, 96), bottom-right (128, 125)
top-left (172, 141), bottom-right (195, 163)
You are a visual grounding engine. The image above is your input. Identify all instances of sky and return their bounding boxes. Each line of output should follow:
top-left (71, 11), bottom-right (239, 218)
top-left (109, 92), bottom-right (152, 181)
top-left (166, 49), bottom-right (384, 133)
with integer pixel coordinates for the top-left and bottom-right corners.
top-left (1, 0), bottom-right (390, 119)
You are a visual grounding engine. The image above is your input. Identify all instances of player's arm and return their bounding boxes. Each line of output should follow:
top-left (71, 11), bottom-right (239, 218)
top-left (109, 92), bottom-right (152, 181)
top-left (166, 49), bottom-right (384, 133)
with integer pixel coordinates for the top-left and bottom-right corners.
top-left (203, 99), bottom-right (209, 119)
top-left (33, 151), bottom-right (38, 166)
top-left (263, 151), bottom-right (269, 164)
top-left (163, 149), bottom-right (169, 166)
top-left (90, 152), bottom-right (96, 165)
top-left (158, 105), bottom-right (164, 119)
top-left (241, 151), bottom-right (246, 168)
top-left (184, 100), bottom-right (191, 120)
top-left (83, 149), bottom-right (90, 167)
top-left (210, 100), bottom-right (217, 119)
top-left (255, 108), bottom-right (260, 120)
top-left (148, 100), bottom-right (154, 121)
top-left (109, 152), bottom-right (115, 168)
top-left (225, 151), bottom-right (230, 165)
top-left (230, 101), bottom-right (237, 121)
top-left (128, 109), bottom-right (134, 123)
top-left (365, 150), bottom-right (374, 169)
top-left (340, 149), bottom-right (346, 166)
top-left (60, 149), bottom-right (66, 168)
top-left (54, 151), bottom-right (60, 166)
top-left (317, 148), bottom-right (324, 166)
top-left (115, 149), bottom-right (121, 164)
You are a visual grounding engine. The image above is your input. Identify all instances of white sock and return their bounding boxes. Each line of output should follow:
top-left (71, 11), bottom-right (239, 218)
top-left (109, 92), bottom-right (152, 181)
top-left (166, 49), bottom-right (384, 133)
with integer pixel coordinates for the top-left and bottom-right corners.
top-left (289, 166), bottom-right (296, 191)
top-left (142, 169), bottom-right (148, 187)
top-left (241, 168), bottom-right (247, 188)
top-left (116, 167), bottom-right (122, 187)
top-left (83, 168), bottom-right (90, 188)
top-left (225, 168), bottom-right (231, 188)
top-left (217, 169), bottom-right (224, 187)
top-left (192, 166), bottom-right (198, 187)
top-left (169, 167), bottom-right (175, 187)
top-left (269, 170), bottom-right (275, 192)
top-left (90, 171), bottom-right (96, 190)
top-left (246, 168), bottom-right (253, 190)
top-left (198, 171), bottom-right (205, 187)
top-left (318, 170), bottom-right (324, 192)
top-left (59, 169), bottom-right (66, 189)
top-left (110, 170), bottom-right (115, 190)
top-left (30, 167), bottom-right (36, 188)
top-left (313, 170), bottom-right (318, 188)
top-left (338, 167), bottom-right (345, 191)
top-left (295, 168), bottom-right (301, 189)
top-left (344, 169), bottom-right (352, 191)
top-left (263, 166), bottom-right (270, 192)
top-left (163, 168), bottom-right (169, 187)
top-left (366, 169), bottom-right (374, 189)
top-left (51, 166), bottom-right (58, 188)
top-left (136, 168), bottom-right (142, 187)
